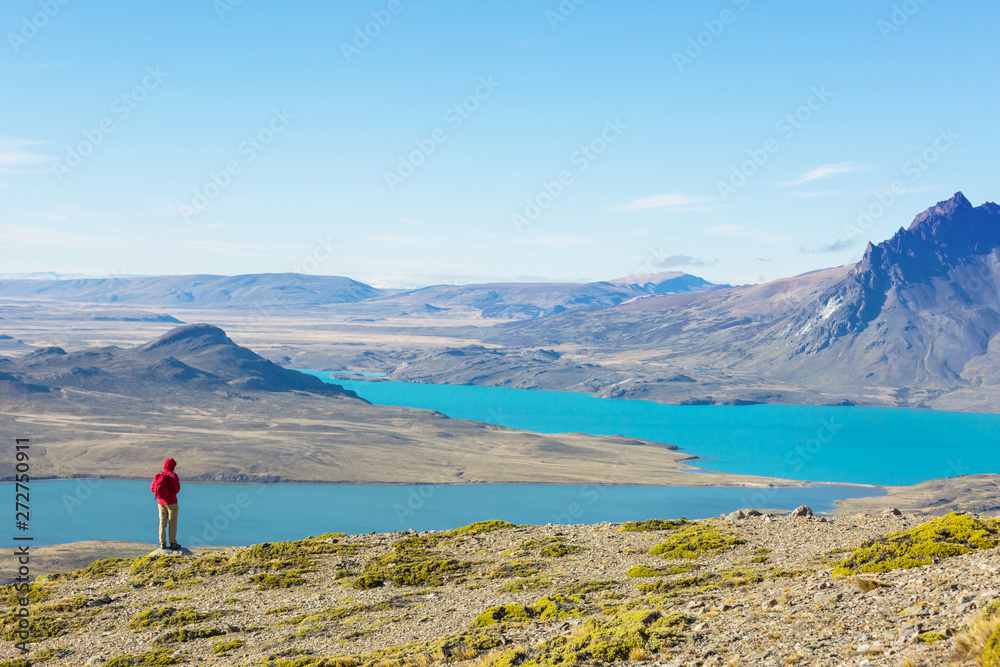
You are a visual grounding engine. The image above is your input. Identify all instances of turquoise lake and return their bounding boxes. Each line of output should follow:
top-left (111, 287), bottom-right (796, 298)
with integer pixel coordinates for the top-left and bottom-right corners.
top-left (5, 480), bottom-right (877, 547)
top-left (306, 373), bottom-right (1000, 487)
top-left (7, 376), bottom-right (997, 547)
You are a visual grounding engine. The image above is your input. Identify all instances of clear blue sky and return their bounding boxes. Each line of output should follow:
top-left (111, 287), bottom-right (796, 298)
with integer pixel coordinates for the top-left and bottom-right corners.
top-left (1, 1), bottom-right (997, 287)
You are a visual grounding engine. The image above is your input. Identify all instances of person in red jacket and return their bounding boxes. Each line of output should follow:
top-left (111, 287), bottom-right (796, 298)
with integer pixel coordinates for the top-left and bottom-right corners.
top-left (151, 458), bottom-right (181, 550)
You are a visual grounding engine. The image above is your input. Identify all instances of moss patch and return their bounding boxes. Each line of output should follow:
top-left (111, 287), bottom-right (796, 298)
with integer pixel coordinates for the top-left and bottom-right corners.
top-left (513, 536), bottom-right (585, 559)
top-left (213, 638), bottom-right (245, 654)
top-left (353, 535), bottom-right (472, 589)
top-left (488, 560), bottom-right (542, 579)
top-left (474, 595), bottom-right (587, 627)
top-left (249, 571), bottom-right (307, 589)
top-left (619, 519), bottom-right (692, 532)
top-left (444, 520), bottom-right (518, 536)
top-left (489, 608), bottom-right (692, 665)
top-left (45, 558), bottom-right (130, 582)
top-left (649, 523), bottom-right (745, 559)
top-left (128, 606), bottom-right (220, 630)
top-left (2, 583), bottom-right (52, 608)
top-left (832, 513), bottom-right (1000, 576)
top-left (105, 648), bottom-right (185, 666)
top-left (558, 580), bottom-right (616, 596)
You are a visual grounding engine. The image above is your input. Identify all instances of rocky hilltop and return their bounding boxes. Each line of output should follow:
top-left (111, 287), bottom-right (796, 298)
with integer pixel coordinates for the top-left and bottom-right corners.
top-left (3, 511), bottom-right (998, 666)
top-left (0, 323), bottom-right (357, 399)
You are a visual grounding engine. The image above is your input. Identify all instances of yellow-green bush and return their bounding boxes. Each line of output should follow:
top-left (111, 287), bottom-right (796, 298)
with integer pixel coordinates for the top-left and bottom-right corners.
top-left (445, 520), bottom-right (518, 536)
top-left (474, 595), bottom-right (586, 627)
top-left (619, 519), bottom-right (691, 532)
top-left (213, 638), bottom-right (245, 654)
top-left (104, 648), bottom-right (184, 666)
top-left (833, 513), bottom-right (1000, 576)
top-left (985, 623), bottom-right (1000, 667)
top-left (649, 524), bottom-right (745, 559)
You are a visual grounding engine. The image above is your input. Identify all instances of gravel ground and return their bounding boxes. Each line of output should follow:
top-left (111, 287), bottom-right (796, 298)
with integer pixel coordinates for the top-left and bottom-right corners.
top-left (2, 510), bottom-right (998, 666)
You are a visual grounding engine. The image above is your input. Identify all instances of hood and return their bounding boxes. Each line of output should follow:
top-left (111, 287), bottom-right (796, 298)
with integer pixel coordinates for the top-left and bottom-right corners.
top-left (163, 458), bottom-right (177, 472)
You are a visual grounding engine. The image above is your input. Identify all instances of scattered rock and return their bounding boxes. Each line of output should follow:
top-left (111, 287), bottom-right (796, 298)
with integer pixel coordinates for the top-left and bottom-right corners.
top-left (788, 505), bottom-right (813, 518)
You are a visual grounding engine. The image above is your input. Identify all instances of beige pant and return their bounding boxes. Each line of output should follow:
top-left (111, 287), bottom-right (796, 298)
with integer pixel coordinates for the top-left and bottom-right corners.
top-left (158, 503), bottom-right (178, 545)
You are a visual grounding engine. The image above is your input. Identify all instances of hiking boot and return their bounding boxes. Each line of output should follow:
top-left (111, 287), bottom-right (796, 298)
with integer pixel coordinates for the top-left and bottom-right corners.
top-left (169, 543), bottom-right (182, 550)
top-left (160, 543), bottom-right (167, 549)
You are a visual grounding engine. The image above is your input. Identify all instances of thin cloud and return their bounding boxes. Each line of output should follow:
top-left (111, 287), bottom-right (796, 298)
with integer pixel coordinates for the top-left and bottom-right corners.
top-left (0, 136), bottom-right (52, 169)
top-left (622, 193), bottom-right (712, 211)
top-left (800, 238), bottom-right (860, 254)
top-left (782, 162), bottom-right (860, 186)
top-left (650, 254), bottom-right (715, 269)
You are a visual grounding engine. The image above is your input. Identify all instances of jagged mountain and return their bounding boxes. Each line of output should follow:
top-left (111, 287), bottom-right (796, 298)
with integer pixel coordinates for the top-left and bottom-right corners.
top-left (785, 192), bottom-right (1000, 386)
top-left (484, 193), bottom-right (1000, 400)
top-left (0, 323), bottom-right (357, 399)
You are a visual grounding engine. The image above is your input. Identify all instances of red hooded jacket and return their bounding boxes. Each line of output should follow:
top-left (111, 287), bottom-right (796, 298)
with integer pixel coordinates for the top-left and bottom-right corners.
top-left (151, 458), bottom-right (180, 505)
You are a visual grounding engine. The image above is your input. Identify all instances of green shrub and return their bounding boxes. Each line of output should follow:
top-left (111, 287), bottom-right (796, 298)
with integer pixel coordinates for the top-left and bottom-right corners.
top-left (213, 639), bottom-right (245, 654)
top-left (445, 520), bottom-right (518, 536)
top-left (354, 535), bottom-right (472, 588)
top-left (558, 580), bottom-right (616, 596)
top-left (154, 626), bottom-right (226, 644)
top-left (649, 524), bottom-right (745, 559)
top-left (249, 571), bottom-right (306, 589)
top-left (128, 607), bottom-right (218, 630)
top-left (488, 560), bottom-right (542, 579)
top-left (833, 513), bottom-right (1000, 576)
top-left (105, 648), bottom-right (184, 666)
top-left (619, 519), bottom-right (691, 532)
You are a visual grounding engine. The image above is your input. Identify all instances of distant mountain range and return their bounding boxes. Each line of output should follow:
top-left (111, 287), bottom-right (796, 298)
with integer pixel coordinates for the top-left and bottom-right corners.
top-left (3, 192), bottom-right (998, 411)
top-left (0, 270), bottom-right (725, 319)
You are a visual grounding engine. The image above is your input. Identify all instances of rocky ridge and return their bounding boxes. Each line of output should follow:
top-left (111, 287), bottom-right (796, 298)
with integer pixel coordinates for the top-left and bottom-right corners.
top-left (3, 511), bottom-right (998, 666)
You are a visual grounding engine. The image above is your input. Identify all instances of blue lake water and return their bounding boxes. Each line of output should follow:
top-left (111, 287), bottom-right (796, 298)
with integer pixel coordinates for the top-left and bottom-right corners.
top-left (303, 372), bottom-right (1000, 487)
top-left (3, 480), bottom-right (878, 548)
top-left (8, 375), bottom-right (995, 548)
